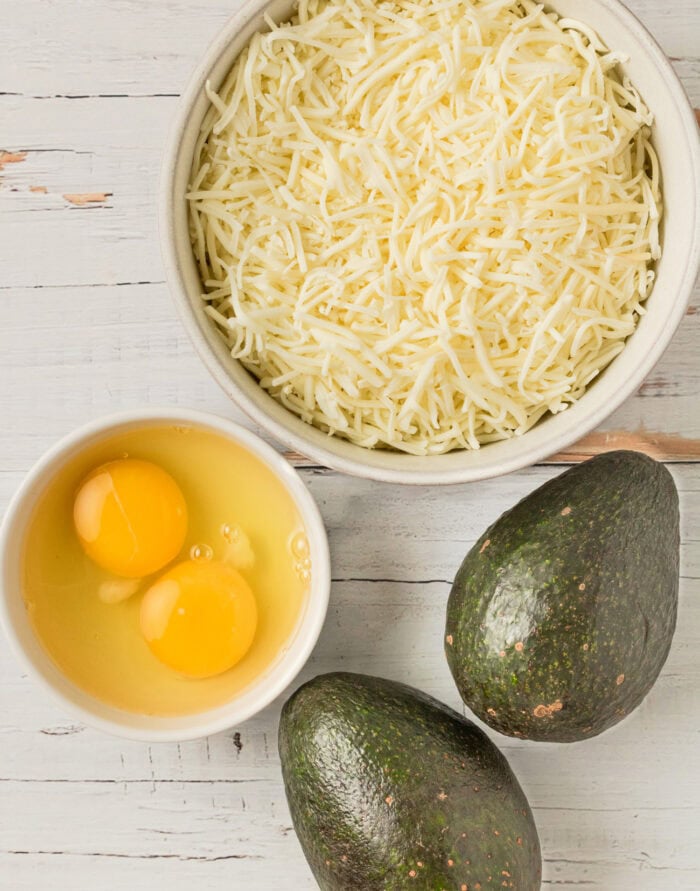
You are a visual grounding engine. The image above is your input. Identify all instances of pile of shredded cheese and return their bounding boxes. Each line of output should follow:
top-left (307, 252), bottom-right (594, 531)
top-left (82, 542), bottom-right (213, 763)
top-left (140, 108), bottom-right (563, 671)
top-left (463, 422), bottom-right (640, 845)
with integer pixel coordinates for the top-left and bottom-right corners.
top-left (188, 0), bottom-right (661, 455)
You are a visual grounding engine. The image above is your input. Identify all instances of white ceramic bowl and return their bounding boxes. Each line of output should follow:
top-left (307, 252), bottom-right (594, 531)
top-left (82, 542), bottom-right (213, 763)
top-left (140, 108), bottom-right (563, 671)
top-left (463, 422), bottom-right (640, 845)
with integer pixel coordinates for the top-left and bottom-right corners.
top-left (0, 408), bottom-right (331, 741)
top-left (161, 0), bottom-right (700, 485)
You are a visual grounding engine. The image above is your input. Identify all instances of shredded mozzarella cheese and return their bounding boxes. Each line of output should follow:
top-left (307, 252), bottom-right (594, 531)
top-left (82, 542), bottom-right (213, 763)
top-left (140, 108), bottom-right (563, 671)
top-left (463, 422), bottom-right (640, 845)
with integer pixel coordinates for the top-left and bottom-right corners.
top-left (188, 0), bottom-right (661, 455)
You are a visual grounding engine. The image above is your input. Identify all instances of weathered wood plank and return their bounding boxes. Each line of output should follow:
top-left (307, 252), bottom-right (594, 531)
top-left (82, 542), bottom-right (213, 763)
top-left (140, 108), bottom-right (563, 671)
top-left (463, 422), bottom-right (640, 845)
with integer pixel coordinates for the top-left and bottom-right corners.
top-left (0, 19), bottom-right (698, 290)
top-left (0, 276), bottom-right (698, 471)
top-left (0, 0), bottom-right (697, 97)
top-left (0, 783), bottom-right (697, 890)
top-left (547, 430), bottom-right (700, 463)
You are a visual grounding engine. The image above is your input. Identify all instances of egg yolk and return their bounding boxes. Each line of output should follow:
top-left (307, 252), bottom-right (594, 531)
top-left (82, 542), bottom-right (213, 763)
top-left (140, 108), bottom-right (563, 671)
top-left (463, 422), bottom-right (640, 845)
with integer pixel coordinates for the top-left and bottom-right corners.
top-left (139, 560), bottom-right (258, 678)
top-left (74, 459), bottom-right (187, 578)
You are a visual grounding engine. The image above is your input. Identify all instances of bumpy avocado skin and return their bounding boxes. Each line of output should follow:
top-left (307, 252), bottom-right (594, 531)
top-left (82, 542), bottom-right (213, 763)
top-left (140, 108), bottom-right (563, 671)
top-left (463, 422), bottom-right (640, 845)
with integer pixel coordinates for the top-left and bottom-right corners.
top-left (445, 450), bottom-right (679, 743)
top-left (279, 672), bottom-right (541, 890)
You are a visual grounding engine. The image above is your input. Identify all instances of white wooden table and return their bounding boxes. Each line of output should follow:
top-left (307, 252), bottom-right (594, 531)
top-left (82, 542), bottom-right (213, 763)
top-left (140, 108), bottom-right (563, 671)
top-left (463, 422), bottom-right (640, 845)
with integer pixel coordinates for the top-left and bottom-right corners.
top-left (1, 2), bottom-right (699, 888)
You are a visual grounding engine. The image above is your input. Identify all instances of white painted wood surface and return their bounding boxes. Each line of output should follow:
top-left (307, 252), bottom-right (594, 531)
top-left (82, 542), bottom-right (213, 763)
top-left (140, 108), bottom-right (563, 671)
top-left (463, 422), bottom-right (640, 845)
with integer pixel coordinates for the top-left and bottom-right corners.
top-left (1, 1), bottom-right (698, 888)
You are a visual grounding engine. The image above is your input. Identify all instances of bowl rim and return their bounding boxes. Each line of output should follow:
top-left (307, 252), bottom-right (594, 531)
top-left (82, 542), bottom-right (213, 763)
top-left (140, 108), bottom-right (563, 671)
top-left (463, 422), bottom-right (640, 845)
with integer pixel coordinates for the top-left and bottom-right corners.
top-left (0, 407), bottom-right (331, 741)
top-left (160, 0), bottom-right (700, 486)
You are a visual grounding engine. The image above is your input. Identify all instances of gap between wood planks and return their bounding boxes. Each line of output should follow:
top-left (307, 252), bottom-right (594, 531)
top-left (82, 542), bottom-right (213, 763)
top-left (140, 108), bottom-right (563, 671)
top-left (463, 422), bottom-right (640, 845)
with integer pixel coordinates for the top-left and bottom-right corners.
top-left (282, 430), bottom-right (700, 468)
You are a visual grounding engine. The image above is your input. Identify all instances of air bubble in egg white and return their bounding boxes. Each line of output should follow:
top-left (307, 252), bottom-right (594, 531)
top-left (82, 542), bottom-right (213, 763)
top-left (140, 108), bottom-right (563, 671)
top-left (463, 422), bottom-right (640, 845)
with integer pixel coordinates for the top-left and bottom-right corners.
top-left (190, 543), bottom-right (213, 562)
top-left (221, 523), bottom-right (241, 543)
top-left (289, 531), bottom-right (309, 559)
top-left (293, 561), bottom-right (311, 584)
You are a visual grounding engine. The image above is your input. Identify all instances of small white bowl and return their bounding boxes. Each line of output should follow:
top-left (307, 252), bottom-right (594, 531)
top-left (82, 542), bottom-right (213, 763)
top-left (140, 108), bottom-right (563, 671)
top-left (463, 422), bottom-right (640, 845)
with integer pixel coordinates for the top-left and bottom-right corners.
top-left (0, 408), bottom-right (331, 741)
top-left (161, 0), bottom-right (700, 485)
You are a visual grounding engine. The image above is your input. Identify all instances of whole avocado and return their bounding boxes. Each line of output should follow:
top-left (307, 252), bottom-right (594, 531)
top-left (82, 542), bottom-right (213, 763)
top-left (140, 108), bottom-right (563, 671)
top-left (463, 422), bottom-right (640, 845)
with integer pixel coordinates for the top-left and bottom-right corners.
top-left (445, 450), bottom-right (679, 743)
top-left (279, 672), bottom-right (541, 890)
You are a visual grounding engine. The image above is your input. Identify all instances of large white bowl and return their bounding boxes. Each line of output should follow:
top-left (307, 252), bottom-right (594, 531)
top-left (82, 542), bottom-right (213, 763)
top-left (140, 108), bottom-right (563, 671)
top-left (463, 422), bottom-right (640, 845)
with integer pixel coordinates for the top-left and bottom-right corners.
top-left (0, 409), bottom-right (331, 741)
top-left (161, 0), bottom-right (700, 485)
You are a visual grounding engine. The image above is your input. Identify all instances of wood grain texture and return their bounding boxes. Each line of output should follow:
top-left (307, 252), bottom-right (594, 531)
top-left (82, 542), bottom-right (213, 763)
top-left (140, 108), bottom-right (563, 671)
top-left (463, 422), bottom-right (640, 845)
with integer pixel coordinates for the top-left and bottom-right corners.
top-left (1, 0), bottom-right (699, 889)
top-left (1, 0), bottom-right (697, 96)
top-left (547, 430), bottom-right (700, 463)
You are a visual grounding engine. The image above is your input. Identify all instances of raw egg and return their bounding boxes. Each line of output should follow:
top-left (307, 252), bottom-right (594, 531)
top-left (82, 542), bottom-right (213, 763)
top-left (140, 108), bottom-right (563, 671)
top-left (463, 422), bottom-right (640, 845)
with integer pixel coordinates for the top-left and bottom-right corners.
top-left (140, 559), bottom-right (258, 678)
top-left (23, 424), bottom-right (310, 716)
top-left (73, 458), bottom-right (187, 578)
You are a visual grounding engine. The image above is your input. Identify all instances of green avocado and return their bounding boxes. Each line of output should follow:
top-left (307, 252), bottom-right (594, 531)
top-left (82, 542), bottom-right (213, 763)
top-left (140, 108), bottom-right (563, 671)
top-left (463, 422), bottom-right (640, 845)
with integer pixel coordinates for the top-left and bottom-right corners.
top-left (279, 672), bottom-right (542, 890)
top-left (445, 450), bottom-right (679, 743)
